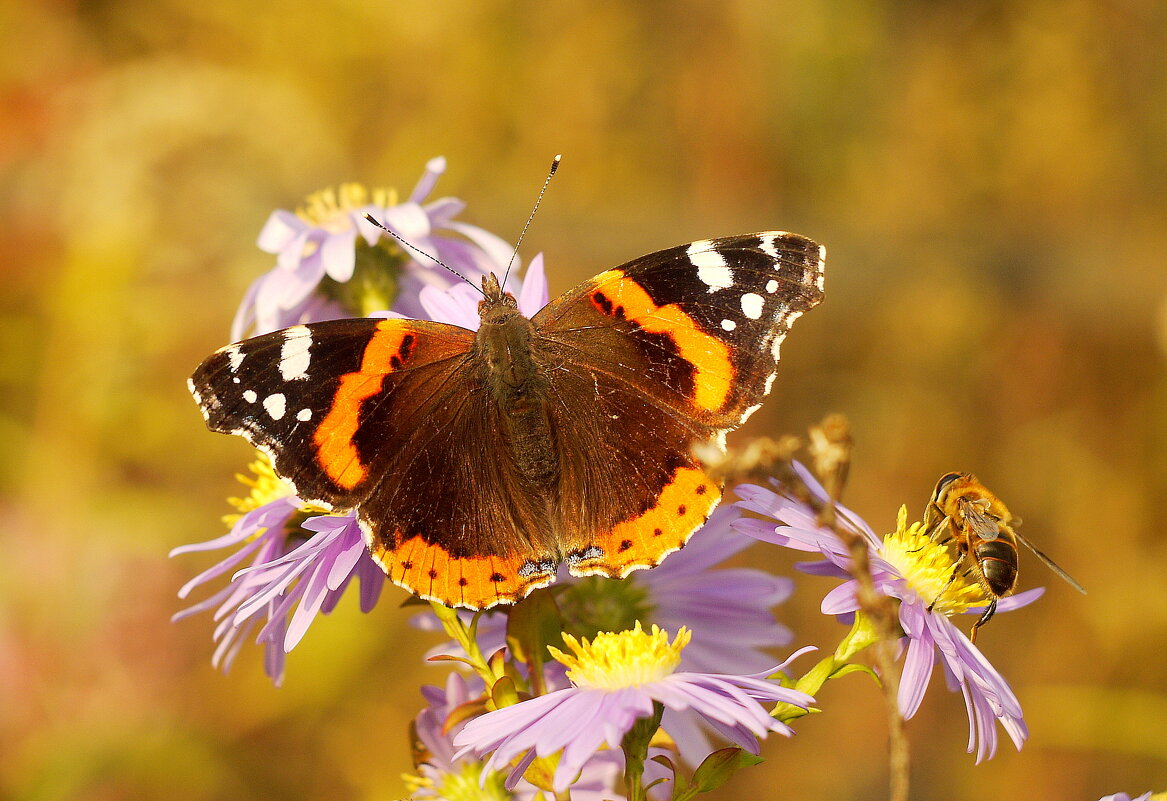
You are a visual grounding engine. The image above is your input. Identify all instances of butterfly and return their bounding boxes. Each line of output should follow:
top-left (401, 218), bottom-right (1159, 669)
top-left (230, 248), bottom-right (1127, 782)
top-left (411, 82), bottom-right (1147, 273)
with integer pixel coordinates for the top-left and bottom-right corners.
top-left (189, 232), bottom-right (825, 609)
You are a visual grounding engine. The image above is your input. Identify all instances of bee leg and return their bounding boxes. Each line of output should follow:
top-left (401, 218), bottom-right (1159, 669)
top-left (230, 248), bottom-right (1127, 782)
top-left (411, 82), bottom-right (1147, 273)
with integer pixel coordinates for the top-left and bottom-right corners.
top-left (929, 512), bottom-right (954, 544)
top-left (927, 564), bottom-right (962, 612)
top-left (969, 598), bottom-right (998, 644)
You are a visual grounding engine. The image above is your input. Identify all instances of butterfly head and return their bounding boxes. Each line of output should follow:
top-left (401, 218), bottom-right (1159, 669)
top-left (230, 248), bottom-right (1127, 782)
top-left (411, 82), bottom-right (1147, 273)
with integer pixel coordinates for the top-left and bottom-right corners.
top-left (479, 273), bottom-right (521, 321)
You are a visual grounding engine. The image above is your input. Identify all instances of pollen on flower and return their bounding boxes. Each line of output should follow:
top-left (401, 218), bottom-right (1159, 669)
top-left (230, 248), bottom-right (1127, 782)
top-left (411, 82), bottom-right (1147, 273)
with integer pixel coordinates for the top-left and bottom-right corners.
top-left (549, 621), bottom-right (691, 689)
top-left (296, 183), bottom-right (397, 230)
top-left (222, 452), bottom-right (326, 528)
top-left (879, 506), bottom-right (987, 616)
top-left (404, 761), bottom-right (510, 801)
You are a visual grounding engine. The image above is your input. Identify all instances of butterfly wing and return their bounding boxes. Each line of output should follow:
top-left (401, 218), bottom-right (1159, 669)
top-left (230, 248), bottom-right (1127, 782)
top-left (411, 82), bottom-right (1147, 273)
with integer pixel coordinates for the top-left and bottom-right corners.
top-left (189, 318), bottom-right (560, 609)
top-left (533, 231), bottom-right (825, 577)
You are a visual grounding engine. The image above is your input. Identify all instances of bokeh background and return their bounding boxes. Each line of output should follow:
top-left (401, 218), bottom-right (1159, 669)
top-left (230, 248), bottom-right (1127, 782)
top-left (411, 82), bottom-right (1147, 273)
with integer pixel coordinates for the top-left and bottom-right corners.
top-left (3, 1), bottom-right (1164, 798)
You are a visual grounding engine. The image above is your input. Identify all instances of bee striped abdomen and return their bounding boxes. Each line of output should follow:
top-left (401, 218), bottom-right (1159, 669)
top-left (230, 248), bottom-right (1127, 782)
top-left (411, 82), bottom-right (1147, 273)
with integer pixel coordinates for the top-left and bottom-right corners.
top-left (974, 539), bottom-right (1018, 596)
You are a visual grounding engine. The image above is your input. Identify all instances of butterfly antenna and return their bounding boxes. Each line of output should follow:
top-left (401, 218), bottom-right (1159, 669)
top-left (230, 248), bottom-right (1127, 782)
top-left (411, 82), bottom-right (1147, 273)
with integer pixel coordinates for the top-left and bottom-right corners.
top-left (501, 154), bottom-right (561, 288)
top-left (362, 213), bottom-right (486, 298)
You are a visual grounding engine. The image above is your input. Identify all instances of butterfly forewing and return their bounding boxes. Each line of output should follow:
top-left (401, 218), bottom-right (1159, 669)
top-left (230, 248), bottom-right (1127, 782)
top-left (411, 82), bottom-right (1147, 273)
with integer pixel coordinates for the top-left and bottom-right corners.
top-left (189, 318), bottom-right (451, 509)
top-left (534, 232), bottom-right (824, 428)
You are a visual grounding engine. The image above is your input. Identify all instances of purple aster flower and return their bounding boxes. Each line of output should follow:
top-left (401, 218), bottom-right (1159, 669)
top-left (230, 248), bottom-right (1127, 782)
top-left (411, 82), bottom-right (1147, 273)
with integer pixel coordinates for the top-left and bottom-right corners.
top-left (409, 671), bottom-right (631, 801)
top-left (172, 458), bottom-right (384, 685)
top-left (454, 623), bottom-right (813, 793)
top-left (1096, 794), bottom-right (1154, 801)
top-left (237, 157), bottom-right (515, 338)
top-left (413, 505), bottom-right (796, 765)
top-left (734, 462), bottom-right (1044, 762)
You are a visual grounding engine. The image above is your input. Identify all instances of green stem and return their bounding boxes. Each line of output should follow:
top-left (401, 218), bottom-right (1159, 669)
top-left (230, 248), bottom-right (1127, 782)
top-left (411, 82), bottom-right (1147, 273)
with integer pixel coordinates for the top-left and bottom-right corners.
top-left (621, 703), bottom-right (664, 801)
top-left (773, 611), bottom-right (885, 723)
top-left (428, 602), bottom-right (502, 690)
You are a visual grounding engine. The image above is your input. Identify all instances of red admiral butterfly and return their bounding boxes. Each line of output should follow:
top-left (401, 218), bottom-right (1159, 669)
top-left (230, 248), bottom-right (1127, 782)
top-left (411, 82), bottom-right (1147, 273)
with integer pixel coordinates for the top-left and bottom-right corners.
top-left (190, 233), bottom-right (825, 609)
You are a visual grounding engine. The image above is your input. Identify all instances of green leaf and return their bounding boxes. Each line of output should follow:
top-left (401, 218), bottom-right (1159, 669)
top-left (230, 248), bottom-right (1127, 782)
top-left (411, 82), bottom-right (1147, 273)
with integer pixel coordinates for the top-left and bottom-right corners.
top-left (489, 675), bottom-right (519, 709)
top-left (831, 663), bottom-right (879, 683)
top-left (689, 747), bottom-right (764, 793)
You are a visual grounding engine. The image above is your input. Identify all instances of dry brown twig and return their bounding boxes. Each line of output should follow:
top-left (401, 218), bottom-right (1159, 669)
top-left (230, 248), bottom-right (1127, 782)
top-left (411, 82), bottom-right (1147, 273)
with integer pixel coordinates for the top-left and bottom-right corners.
top-left (805, 414), bottom-right (909, 801)
top-left (707, 416), bottom-right (909, 801)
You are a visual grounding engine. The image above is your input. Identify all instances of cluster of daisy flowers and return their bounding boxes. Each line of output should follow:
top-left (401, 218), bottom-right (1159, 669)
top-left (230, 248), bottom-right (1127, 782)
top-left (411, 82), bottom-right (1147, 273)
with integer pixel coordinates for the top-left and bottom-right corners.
top-left (175, 158), bottom-right (1074, 800)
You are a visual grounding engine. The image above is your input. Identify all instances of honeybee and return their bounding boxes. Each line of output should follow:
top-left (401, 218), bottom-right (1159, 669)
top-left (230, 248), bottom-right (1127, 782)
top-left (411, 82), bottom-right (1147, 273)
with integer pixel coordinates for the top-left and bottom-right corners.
top-left (923, 472), bottom-right (1086, 642)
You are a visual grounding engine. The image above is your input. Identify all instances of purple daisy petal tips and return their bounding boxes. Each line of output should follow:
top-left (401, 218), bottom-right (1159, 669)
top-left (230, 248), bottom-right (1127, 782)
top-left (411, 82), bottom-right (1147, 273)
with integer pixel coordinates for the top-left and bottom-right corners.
top-left (407, 672), bottom-right (630, 801)
top-left (171, 458), bottom-right (384, 685)
top-left (453, 624), bottom-right (812, 793)
top-left (733, 467), bottom-right (1034, 760)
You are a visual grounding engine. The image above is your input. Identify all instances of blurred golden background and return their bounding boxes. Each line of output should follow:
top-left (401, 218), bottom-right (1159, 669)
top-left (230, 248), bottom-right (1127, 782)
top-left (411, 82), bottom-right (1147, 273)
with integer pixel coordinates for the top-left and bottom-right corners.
top-left (2, 0), bottom-right (1164, 798)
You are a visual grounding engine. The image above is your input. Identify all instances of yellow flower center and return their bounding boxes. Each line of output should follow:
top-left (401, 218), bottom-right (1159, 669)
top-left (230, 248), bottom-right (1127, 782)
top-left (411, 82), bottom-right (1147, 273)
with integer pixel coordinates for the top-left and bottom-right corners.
top-left (549, 622), bottom-right (689, 689)
top-left (223, 452), bottom-right (328, 529)
top-left (402, 762), bottom-right (511, 801)
top-left (295, 183), bottom-right (397, 232)
top-left (879, 506), bottom-right (987, 616)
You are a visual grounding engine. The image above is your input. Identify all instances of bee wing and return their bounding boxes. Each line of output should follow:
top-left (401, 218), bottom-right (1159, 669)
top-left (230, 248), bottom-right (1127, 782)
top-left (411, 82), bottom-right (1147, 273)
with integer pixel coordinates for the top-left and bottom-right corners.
top-left (1014, 531), bottom-right (1087, 594)
top-left (961, 501), bottom-right (1001, 542)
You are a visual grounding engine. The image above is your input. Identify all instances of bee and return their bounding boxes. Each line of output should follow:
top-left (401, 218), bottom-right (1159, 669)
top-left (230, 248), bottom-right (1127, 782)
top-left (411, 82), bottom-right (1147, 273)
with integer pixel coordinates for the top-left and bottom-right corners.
top-left (923, 472), bottom-right (1086, 642)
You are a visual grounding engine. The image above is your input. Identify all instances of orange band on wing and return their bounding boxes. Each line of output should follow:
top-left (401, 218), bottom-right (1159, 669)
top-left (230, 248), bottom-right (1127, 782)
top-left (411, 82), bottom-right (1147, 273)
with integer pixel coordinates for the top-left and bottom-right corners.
top-left (568, 465), bottom-right (722, 578)
top-left (588, 271), bottom-right (732, 412)
top-left (313, 322), bottom-right (416, 489)
top-left (370, 534), bottom-right (557, 610)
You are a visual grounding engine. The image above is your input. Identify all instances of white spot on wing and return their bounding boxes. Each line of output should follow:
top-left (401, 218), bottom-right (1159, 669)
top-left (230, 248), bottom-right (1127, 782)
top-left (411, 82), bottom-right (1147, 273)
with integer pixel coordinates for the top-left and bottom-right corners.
top-left (760, 233), bottom-right (781, 260)
top-left (243, 389), bottom-right (258, 403)
top-left (689, 242), bottom-right (733, 292)
top-left (740, 292), bottom-right (764, 320)
top-left (763, 372), bottom-right (777, 396)
top-left (263, 393), bottom-right (286, 420)
top-left (721, 319), bottom-right (736, 332)
top-left (224, 345), bottom-right (244, 372)
top-left (766, 279), bottom-right (779, 293)
top-left (279, 326), bottom-right (313, 381)
top-left (296, 408), bottom-right (312, 421)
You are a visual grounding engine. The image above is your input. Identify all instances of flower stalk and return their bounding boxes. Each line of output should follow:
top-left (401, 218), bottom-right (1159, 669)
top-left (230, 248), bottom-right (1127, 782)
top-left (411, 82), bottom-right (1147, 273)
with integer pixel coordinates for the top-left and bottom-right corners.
top-left (621, 702), bottom-right (664, 801)
top-left (429, 601), bottom-right (516, 704)
top-left (803, 415), bottom-right (909, 801)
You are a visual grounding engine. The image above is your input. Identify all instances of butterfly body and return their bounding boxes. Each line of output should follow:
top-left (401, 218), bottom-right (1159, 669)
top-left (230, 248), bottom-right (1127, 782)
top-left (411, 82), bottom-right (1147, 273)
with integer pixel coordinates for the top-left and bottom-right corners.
top-left (190, 233), bottom-right (825, 609)
top-left (474, 274), bottom-right (559, 488)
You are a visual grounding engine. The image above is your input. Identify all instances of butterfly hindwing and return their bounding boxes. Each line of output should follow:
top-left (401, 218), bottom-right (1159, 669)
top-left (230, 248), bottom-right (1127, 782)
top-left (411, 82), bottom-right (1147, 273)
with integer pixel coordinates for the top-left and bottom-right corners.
top-left (537, 360), bottom-right (724, 578)
top-left (354, 360), bottom-right (565, 608)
